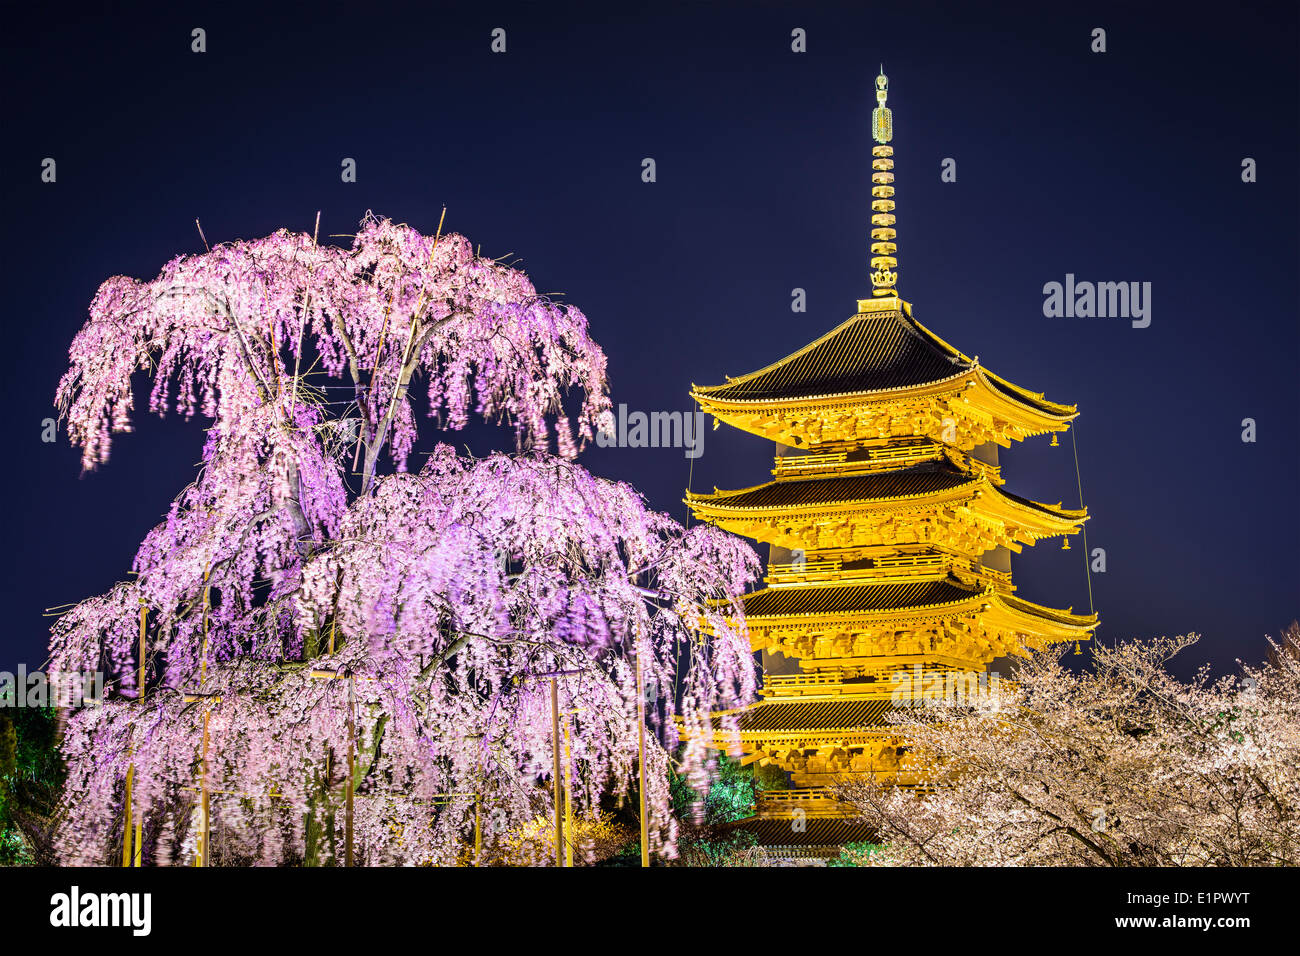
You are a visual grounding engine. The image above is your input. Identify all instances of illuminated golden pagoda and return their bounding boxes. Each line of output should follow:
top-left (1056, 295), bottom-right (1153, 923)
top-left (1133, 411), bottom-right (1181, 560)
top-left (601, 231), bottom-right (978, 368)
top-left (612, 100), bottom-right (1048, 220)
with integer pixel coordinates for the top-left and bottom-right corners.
top-left (686, 70), bottom-right (1098, 855)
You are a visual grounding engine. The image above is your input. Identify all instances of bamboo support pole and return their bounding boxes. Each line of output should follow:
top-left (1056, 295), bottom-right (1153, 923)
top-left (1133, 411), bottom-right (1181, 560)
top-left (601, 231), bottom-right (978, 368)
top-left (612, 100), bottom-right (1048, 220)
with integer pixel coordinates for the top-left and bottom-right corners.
top-left (194, 568), bottom-right (212, 867)
top-left (121, 764), bottom-right (133, 867)
top-left (636, 651), bottom-right (649, 868)
top-left (345, 676), bottom-right (356, 867)
top-left (563, 717), bottom-right (574, 868)
top-left (550, 678), bottom-right (564, 867)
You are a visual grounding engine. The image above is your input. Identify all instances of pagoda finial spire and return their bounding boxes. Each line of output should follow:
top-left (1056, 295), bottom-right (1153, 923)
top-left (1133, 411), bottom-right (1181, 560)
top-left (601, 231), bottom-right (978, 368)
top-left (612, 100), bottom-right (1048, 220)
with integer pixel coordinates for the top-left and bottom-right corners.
top-left (869, 68), bottom-right (898, 298)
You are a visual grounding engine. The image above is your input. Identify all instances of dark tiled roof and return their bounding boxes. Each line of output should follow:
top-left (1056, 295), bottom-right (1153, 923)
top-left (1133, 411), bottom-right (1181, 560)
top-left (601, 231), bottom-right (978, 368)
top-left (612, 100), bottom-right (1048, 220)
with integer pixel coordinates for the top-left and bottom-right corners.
top-left (986, 373), bottom-right (1061, 412)
top-left (715, 697), bottom-right (895, 733)
top-left (696, 310), bottom-right (963, 401)
top-left (694, 309), bottom-right (1073, 417)
top-left (1000, 487), bottom-right (1087, 520)
top-left (741, 579), bottom-right (982, 618)
top-left (729, 816), bottom-right (879, 848)
top-left (694, 465), bottom-right (973, 510)
top-left (1002, 594), bottom-right (1097, 626)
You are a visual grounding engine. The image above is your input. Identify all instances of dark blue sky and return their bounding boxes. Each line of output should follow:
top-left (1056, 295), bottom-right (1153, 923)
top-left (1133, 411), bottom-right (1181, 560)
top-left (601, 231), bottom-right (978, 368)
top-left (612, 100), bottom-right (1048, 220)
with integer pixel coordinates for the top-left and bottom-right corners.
top-left (3, 2), bottom-right (1296, 680)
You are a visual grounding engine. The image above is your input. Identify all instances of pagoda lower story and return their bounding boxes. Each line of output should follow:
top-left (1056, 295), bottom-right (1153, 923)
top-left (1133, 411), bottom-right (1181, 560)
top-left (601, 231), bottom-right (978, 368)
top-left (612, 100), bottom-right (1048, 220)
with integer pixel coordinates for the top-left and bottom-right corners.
top-left (708, 558), bottom-right (1095, 772)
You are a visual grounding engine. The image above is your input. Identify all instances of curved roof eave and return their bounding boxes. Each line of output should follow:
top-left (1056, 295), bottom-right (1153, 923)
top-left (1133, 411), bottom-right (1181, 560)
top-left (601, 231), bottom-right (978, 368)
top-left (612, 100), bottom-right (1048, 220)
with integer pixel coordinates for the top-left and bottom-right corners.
top-left (691, 308), bottom-right (1078, 421)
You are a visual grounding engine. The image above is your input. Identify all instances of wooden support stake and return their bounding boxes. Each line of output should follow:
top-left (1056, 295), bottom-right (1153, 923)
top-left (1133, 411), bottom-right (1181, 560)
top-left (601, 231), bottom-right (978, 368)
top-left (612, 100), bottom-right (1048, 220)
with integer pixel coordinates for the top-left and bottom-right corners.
top-left (474, 795), bottom-right (482, 867)
top-left (195, 568), bottom-right (212, 867)
top-left (121, 764), bottom-right (133, 868)
top-left (550, 678), bottom-right (563, 867)
top-left (636, 651), bottom-right (649, 868)
top-left (345, 675), bottom-right (356, 867)
top-left (196, 710), bottom-right (210, 867)
top-left (563, 717), bottom-right (574, 868)
top-left (138, 597), bottom-right (146, 705)
top-left (123, 595), bottom-right (147, 867)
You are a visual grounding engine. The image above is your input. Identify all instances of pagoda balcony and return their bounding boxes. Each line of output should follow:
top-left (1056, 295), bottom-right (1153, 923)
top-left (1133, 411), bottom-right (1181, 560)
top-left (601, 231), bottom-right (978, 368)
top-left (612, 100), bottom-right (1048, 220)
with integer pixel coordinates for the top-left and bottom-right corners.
top-left (765, 552), bottom-right (946, 584)
top-left (760, 661), bottom-right (999, 699)
top-left (755, 788), bottom-right (856, 819)
top-left (761, 672), bottom-right (896, 699)
top-left (765, 551), bottom-right (1012, 587)
top-left (771, 437), bottom-right (1004, 481)
top-left (763, 671), bottom-right (860, 693)
top-left (772, 449), bottom-right (854, 478)
top-left (864, 551), bottom-right (946, 577)
top-left (766, 557), bottom-right (844, 584)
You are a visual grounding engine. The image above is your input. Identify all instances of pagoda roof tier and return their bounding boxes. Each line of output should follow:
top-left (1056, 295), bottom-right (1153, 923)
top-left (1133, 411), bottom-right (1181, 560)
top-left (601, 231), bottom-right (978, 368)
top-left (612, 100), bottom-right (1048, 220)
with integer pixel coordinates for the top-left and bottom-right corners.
top-left (722, 816), bottom-right (883, 853)
top-left (690, 463), bottom-right (1079, 519)
top-left (694, 696), bottom-right (901, 757)
top-left (735, 577), bottom-right (1095, 630)
top-left (691, 299), bottom-right (1077, 449)
top-left (687, 463), bottom-right (1087, 554)
top-left (720, 576), bottom-right (1097, 664)
top-left (1001, 593), bottom-right (1100, 627)
top-left (694, 299), bottom-right (1073, 412)
top-left (725, 815), bottom-right (880, 852)
top-left (710, 696), bottom-right (894, 734)
top-left (696, 465), bottom-right (972, 508)
top-left (743, 578), bottom-right (975, 618)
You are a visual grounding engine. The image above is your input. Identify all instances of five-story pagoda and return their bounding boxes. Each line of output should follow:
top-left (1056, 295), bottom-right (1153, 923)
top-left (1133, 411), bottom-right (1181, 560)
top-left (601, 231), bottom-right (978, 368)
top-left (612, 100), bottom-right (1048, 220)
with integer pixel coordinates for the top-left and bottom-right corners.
top-left (685, 71), bottom-right (1098, 855)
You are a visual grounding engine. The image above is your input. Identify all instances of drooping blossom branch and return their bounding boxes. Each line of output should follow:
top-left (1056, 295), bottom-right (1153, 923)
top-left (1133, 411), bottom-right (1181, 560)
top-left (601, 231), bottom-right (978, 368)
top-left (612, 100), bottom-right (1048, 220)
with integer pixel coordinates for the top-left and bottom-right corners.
top-left (49, 217), bottom-right (758, 865)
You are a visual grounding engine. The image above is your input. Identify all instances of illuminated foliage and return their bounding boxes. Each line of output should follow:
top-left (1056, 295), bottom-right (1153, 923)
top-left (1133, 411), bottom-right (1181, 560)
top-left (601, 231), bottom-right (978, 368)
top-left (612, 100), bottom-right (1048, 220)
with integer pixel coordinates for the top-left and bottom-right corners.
top-left (836, 627), bottom-right (1300, 866)
top-left (50, 217), bottom-right (760, 864)
top-left (0, 709), bottom-right (64, 865)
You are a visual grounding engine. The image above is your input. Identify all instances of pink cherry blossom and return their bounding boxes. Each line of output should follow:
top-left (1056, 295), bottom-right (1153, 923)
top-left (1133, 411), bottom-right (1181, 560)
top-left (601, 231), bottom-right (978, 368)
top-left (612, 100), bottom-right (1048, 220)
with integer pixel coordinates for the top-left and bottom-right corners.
top-left (50, 217), bottom-right (758, 865)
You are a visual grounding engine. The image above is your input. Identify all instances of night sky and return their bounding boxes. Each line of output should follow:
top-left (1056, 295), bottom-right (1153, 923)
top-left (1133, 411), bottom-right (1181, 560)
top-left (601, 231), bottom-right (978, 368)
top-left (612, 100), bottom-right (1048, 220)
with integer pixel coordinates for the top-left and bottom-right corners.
top-left (3, 2), bottom-right (1296, 682)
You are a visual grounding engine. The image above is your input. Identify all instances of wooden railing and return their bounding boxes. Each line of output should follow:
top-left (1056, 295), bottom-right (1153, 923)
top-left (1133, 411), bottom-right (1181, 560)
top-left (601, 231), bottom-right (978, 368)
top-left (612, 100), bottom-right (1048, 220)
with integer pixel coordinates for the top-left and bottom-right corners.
top-left (966, 457), bottom-right (1003, 482)
top-left (771, 438), bottom-right (941, 478)
top-left (975, 565), bottom-right (1012, 584)
top-left (869, 554), bottom-right (945, 577)
top-left (873, 553), bottom-right (942, 569)
top-left (770, 450), bottom-right (848, 478)
top-left (760, 671), bottom-right (898, 699)
top-left (756, 788), bottom-right (854, 817)
top-left (763, 672), bottom-right (850, 690)
top-left (766, 558), bottom-right (842, 583)
top-left (761, 663), bottom-right (1017, 699)
top-left (765, 550), bottom-right (1013, 587)
top-left (770, 440), bottom-right (1006, 486)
